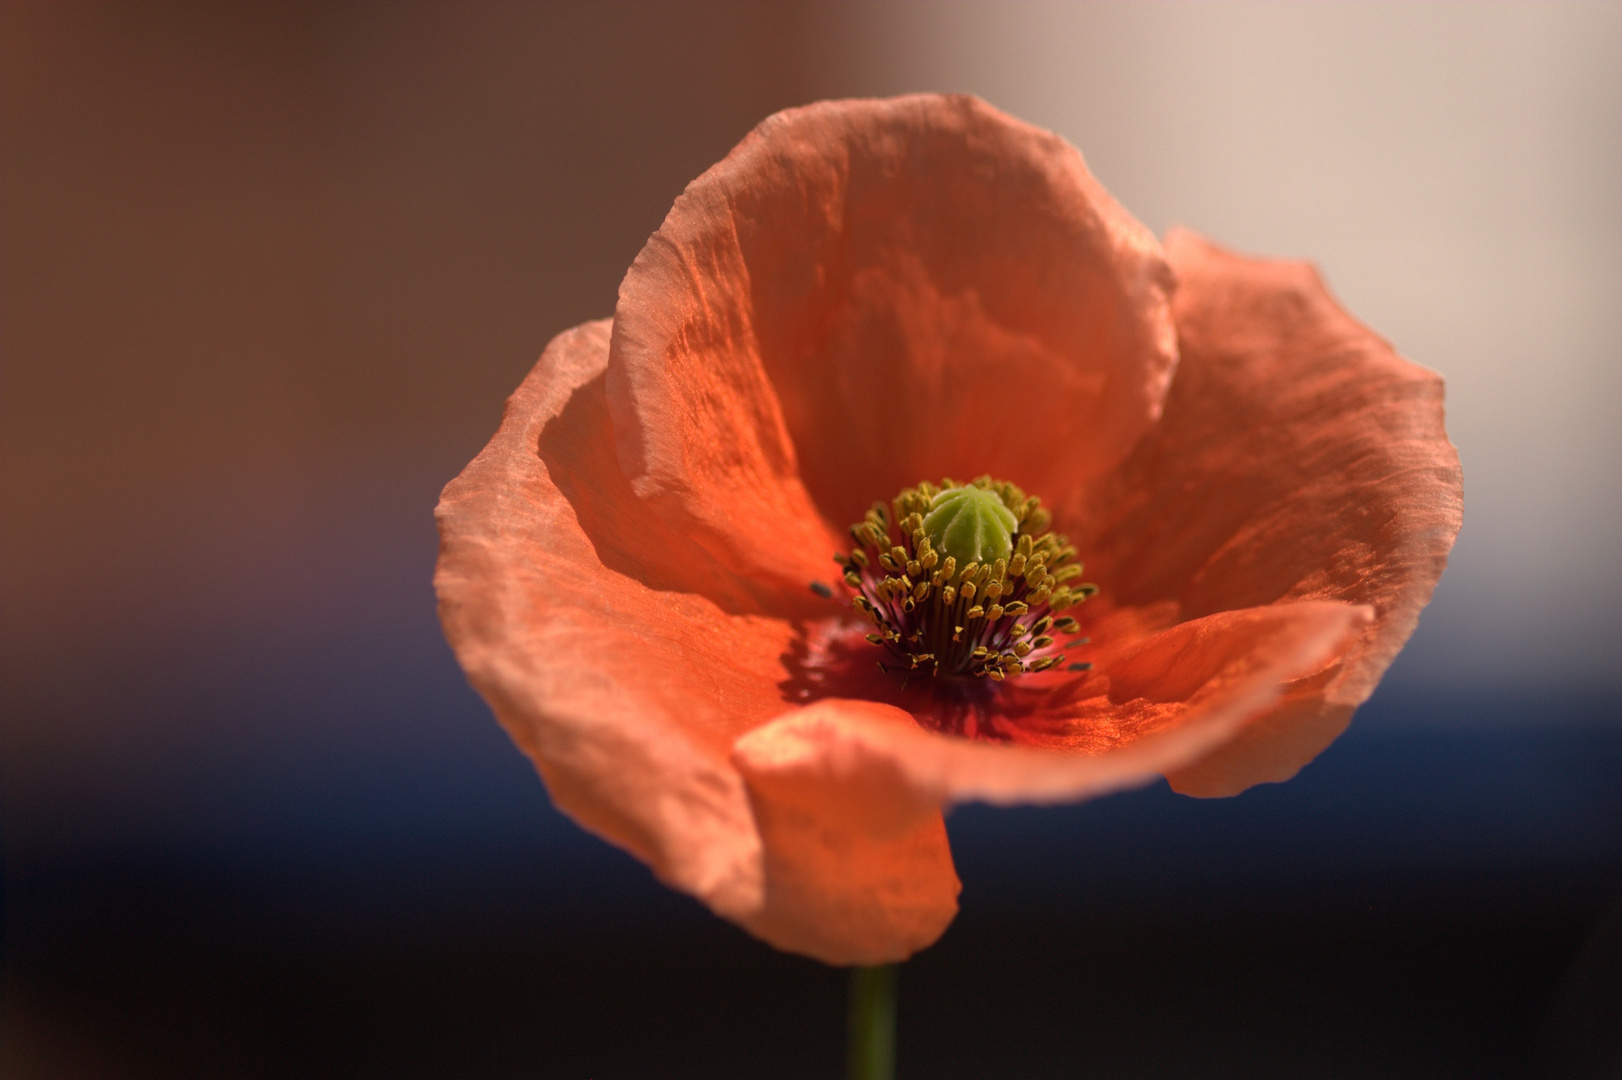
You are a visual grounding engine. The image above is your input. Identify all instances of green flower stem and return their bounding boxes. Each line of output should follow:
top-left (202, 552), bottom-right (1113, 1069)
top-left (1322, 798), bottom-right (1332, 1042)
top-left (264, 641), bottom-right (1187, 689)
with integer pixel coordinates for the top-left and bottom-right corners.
top-left (846, 963), bottom-right (896, 1080)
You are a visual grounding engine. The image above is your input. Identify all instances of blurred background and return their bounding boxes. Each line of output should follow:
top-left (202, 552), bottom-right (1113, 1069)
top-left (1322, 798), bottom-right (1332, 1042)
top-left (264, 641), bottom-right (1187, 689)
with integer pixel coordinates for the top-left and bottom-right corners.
top-left (3, 2), bottom-right (1618, 1076)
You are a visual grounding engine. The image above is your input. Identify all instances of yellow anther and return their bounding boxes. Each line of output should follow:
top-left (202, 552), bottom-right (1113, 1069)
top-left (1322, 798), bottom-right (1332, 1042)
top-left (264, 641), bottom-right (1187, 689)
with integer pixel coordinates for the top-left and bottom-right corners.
top-left (1002, 601), bottom-right (1028, 616)
top-left (987, 668), bottom-right (1005, 682)
top-left (960, 581), bottom-right (977, 603)
top-left (1016, 533), bottom-right (1034, 559)
top-left (941, 585), bottom-right (956, 605)
top-left (966, 605), bottom-right (985, 620)
top-left (986, 603), bottom-right (1004, 621)
top-left (1031, 616), bottom-right (1052, 635)
top-left (844, 572), bottom-right (863, 588)
top-left (1010, 622), bottom-right (1028, 638)
top-left (907, 559), bottom-right (921, 578)
top-left (913, 581), bottom-right (930, 602)
top-left (850, 549), bottom-right (869, 568)
top-left (1008, 553), bottom-right (1026, 577)
top-left (1013, 642), bottom-right (1032, 657)
top-left (1033, 635), bottom-right (1054, 649)
top-left (920, 550), bottom-right (938, 570)
top-left (865, 633), bottom-right (884, 645)
top-left (1029, 585), bottom-right (1051, 605)
top-left (985, 579), bottom-right (1003, 602)
top-left (1052, 564), bottom-right (1083, 584)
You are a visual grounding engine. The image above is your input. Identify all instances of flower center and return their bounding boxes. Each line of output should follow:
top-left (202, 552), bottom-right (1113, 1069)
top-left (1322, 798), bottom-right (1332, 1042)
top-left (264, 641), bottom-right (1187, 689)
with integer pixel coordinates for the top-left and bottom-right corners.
top-left (834, 477), bottom-right (1097, 681)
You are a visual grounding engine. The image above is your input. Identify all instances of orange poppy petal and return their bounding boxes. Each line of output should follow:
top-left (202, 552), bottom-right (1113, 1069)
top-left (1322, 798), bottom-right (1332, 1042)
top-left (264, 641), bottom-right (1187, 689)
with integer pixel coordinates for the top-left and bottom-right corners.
top-left (732, 599), bottom-right (1367, 961)
top-left (1076, 230), bottom-right (1464, 796)
top-left (436, 320), bottom-right (800, 924)
top-left (730, 701), bottom-right (961, 965)
top-left (608, 93), bottom-right (1177, 590)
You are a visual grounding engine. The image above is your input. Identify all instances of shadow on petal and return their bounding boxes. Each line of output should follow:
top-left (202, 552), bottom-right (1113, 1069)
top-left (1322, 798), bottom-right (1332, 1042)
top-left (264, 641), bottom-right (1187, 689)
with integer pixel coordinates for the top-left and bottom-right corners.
top-left (537, 363), bottom-right (810, 619)
top-left (1071, 232), bottom-right (1462, 793)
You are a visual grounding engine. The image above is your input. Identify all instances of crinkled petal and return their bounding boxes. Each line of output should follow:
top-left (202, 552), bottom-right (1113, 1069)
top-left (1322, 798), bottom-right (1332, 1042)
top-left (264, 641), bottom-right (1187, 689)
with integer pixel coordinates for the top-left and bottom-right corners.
top-left (733, 600), bottom-right (1368, 961)
top-left (1074, 231), bottom-right (1464, 796)
top-left (435, 320), bottom-right (798, 925)
top-left (608, 93), bottom-right (1177, 597)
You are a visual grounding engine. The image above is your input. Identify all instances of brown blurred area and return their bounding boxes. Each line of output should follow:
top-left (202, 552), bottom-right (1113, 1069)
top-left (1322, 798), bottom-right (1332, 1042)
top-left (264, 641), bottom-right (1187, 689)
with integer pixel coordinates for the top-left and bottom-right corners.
top-left (1, 0), bottom-right (827, 807)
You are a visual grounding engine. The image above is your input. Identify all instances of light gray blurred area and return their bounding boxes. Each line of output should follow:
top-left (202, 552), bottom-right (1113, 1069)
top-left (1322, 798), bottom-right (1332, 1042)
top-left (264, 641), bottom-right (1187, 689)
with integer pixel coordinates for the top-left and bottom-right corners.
top-left (808, 0), bottom-right (1622, 697)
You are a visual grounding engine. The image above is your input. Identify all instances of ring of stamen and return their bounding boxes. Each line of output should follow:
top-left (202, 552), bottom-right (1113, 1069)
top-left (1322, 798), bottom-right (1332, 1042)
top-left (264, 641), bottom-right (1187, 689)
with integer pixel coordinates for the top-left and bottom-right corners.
top-left (833, 476), bottom-right (1098, 681)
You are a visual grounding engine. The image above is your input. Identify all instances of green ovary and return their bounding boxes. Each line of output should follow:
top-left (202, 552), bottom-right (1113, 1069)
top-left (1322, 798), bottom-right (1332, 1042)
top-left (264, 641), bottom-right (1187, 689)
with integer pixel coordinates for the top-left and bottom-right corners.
top-left (922, 485), bottom-right (1017, 566)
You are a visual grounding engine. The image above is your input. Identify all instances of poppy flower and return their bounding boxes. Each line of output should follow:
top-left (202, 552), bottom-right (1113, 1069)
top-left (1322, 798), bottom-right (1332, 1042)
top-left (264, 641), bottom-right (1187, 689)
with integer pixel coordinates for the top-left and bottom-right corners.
top-left (434, 95), bottom-right (1462, 965)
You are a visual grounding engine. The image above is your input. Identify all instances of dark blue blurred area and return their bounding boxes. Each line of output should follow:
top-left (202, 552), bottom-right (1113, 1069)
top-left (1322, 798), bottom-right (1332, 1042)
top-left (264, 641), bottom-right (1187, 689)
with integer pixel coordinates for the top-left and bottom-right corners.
top-left (23, 680), bottom-right (1621, 914)
top-left (955, 687), bottom-right (1622, 890)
